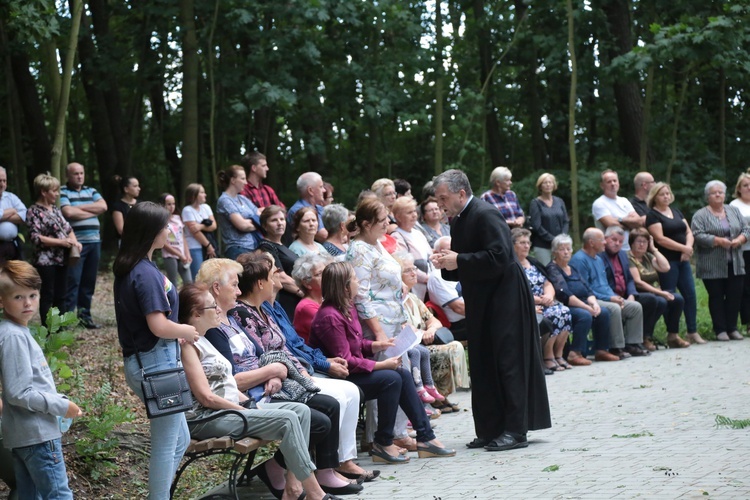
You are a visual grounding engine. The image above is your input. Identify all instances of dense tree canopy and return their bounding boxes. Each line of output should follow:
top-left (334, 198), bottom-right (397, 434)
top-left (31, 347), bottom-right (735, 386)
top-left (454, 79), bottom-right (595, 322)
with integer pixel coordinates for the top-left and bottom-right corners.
top-left (1, 0), bottom-right (749, 247)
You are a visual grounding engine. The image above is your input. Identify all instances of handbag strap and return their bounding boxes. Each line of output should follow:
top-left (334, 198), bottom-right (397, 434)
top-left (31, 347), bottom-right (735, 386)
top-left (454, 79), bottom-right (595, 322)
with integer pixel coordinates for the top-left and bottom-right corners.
top-left (132, 338), bottom-right (181, 374)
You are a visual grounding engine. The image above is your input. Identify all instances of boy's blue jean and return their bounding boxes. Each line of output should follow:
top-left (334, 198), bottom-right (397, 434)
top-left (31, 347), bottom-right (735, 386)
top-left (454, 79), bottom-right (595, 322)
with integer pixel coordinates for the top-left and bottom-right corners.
top-left (124, 338), bottom-right (190, 499)
top-left (12, 438), bottom-right (73, 500)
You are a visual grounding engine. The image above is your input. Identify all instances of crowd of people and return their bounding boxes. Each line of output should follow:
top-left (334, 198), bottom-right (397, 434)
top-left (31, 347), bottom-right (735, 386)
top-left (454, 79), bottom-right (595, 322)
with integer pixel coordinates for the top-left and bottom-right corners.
top-left (1, 153), bottom-right (750, 499)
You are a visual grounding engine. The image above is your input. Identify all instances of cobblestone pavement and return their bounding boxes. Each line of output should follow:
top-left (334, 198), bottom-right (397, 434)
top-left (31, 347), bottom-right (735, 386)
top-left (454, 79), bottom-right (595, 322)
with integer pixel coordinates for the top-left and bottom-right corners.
top-left (203, 340), bottom-right (750, 499)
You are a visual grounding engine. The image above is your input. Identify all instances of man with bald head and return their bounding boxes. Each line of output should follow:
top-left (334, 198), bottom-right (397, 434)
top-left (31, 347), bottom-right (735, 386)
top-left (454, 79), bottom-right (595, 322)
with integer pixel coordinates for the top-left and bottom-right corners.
top-left (630, 171), bottom-right (655, 224)
top-left (0, 166), bottom-right (27, 263)
top-left (60, 162), bottom-right (108, 329)
top-left (570, 227), bottom-right (645, 359)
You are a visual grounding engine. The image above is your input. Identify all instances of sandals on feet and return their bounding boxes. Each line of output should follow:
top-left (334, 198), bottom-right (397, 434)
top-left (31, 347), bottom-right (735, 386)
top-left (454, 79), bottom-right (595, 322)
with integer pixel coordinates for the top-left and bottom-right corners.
top-left (544, 358), bottom-right (564, 371)
top-left (555, 357), bottom-right (573, 370)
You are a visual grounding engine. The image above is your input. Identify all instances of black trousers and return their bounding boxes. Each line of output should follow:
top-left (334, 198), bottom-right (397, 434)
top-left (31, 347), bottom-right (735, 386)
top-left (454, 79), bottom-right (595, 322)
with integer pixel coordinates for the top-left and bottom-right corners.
top-left (703, 264), bottom-right (744, 334)
top-left (35, 265), bottom-right (68, 325)
top-left (269, 393), bottom-right (340, 469)
top-left (635, 292), bottom-right (666, 338)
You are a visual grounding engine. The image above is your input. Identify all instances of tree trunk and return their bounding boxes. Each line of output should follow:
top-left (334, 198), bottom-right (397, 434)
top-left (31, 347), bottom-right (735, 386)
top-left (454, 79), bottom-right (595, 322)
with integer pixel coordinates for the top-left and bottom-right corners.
top-left (472, 0), bottom-right (504, 168)
top-left (601, 0), bottom-right (649, 164)
top-left (666, 74), bottom-right (689, 185)
top-left (88, 0), bottom-right (131, 175)
top-left (718, 68), bottom-right (726, 175)
top-left (206, 0), bottom-right (220, 202)
top-left (514, 0), bottom-right (547, 171)
top-left (639, 64), bottom-right (655, 170)
top-left (40, 41), bottom-right (68, 171)
top-left (567, 0), bottom-right (580, 244)
top-left (50, 0), bottom-right (83, 179)
top-left (180, 0), bottom-right (200, 196)
top-left (434, 1), bottom-right (444, 175)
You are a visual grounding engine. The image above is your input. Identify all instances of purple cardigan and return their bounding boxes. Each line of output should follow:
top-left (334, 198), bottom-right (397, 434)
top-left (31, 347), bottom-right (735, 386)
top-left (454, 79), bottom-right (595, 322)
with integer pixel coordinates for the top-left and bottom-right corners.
top-left (309, 303), bottom-right (376, 373)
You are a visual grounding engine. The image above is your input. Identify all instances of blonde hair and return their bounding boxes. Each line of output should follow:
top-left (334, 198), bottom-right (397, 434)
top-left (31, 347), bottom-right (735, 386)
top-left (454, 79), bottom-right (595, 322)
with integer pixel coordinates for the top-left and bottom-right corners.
top-left (371, 178), bottom-right (395, 198)
top-left (33, 173), bottom-right (60, 198)
top-left (391, 196), bottom-right (417, 220)
top-left (0, 260), bottom-right (41, 294)
top-left (195, 259), bottom-right (243, 287)
top-left (734, 172), bottom-right (750, 199)
top-left (646, 182), bottom-right (673, 208)
top-left (535, 173), bottom-right (557, 193)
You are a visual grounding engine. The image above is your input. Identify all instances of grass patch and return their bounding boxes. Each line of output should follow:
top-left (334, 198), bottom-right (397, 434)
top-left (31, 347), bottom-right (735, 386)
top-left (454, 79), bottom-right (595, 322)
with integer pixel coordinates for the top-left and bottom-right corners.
top-left (542, 464), bottom-right (560, 472)
top-left (715, 415), bottom-right (750, 429)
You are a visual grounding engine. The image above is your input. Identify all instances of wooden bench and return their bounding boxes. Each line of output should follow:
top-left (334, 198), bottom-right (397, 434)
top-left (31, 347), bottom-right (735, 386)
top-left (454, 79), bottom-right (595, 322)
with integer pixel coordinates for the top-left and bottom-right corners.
top-left (170, 410), bottom-right (272, 499)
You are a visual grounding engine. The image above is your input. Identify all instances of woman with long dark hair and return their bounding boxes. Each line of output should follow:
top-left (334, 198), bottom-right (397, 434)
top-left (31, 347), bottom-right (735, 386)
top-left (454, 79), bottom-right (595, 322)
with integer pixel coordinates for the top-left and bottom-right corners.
top-left (113, 202), bottom-right (200, 499)
top-left (310, 262), bottom-right (455, 464)
top-left (111, 175), bottom-right (140, 239)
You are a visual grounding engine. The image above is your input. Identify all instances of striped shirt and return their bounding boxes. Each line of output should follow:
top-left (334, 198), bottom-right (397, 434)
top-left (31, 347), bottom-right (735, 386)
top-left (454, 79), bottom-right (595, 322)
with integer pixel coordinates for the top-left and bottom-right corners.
top-left (60, 185), bottom-right (102, 242)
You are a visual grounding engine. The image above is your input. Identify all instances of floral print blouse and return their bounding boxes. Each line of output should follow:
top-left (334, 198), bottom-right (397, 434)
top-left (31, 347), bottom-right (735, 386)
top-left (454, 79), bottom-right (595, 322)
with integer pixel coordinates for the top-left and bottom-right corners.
top-left (27, 204), bottom-right (72, 266)
top-left (230, 300), bottom-right (307, 374)
top-left (346, 239), bottom-right (407, 326)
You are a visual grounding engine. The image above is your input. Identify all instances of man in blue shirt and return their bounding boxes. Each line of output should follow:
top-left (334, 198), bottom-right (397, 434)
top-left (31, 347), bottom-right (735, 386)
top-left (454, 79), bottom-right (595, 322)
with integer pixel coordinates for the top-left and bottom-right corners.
top-left (60, 163), bottom-right (108, 329)
top-left (287, 172), bottom-right (327, 243)
top-left (570, 227), bottom-right (644, 359)
top-left (0, 167), bottom-right (26, 263)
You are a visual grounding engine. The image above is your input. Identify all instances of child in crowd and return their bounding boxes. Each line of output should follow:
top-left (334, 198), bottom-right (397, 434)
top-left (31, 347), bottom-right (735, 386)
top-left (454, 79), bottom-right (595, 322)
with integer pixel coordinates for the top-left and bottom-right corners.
top-left (158, 193), bottom-right (193, 286)
top-left (0, 260), bottom-right (82, 499)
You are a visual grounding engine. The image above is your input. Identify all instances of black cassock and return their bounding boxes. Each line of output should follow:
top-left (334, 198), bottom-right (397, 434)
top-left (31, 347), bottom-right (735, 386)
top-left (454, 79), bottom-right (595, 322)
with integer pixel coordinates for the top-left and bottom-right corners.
top-left (443, 197), bottom-right (551, 439)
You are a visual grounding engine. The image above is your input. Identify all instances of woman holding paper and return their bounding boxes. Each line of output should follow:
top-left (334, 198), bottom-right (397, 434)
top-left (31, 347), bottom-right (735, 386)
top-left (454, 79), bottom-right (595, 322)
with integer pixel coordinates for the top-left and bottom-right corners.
top-left (309, 262), bottom-right (455, 464)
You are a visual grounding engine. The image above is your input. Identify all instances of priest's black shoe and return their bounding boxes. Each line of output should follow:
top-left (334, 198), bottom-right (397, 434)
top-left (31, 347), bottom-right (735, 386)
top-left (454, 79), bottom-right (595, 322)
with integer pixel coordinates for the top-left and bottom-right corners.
top-left (466, 437), bottom-right (491, 448)
top-left (485, 432), bottom-right (528, 452)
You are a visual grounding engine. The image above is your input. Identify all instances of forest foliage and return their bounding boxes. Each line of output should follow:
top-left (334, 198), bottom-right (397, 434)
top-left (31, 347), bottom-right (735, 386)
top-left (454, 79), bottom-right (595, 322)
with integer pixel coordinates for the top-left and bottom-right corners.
top-left (1, 0), bottom-right (749, 247)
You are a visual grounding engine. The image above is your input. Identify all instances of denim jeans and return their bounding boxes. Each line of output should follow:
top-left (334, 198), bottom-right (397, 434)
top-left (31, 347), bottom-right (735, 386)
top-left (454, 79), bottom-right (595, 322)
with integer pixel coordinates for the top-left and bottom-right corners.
top-left (569, 306), bottom-right (610, 353)
top-left (124, 338), bottom-right (190, 499)
top-left (188, 248), bottom-right (203, 281)
top-left (658, 260), bottom-right (698, 332)
top-left (12, 438), bottom-right (73, 499)
top-left (65, 241), bottom-right (101, 319)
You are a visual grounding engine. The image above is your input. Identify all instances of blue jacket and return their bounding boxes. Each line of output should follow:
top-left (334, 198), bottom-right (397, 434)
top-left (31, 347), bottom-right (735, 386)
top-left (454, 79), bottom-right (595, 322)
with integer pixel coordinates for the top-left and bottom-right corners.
top-left (262, 301), bottom-right (331, 375)
top-left (598, 250), bottom-right (639, 298)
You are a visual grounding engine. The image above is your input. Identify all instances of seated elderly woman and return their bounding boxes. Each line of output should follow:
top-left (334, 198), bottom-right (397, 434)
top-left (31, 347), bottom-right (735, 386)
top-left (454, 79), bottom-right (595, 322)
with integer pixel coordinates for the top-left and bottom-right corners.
top-left (627, 227), bottom-right (686, 350)
top-left (419, 197), bottom-right (450, 248)
top-left (321, 204), bottom-right (351, 258)
top-left (292, 253), bottom-right (333, 342)
top-left (177, 283), bottom-right (341, 500)
top-left (390, 197), bottom-right (433, 301)
top-left (546, 234), bottom-right (618, 363)
top-left (195, 259), bottom-right (361, 496)
top-left (258, 205), bottom-right (305, 319)
top-left (231, 252), bottom-right (374, 485)
top-left (290, 207), bottom-right (329, 258)
top-left (511, 228), bottom-right (573, 371)
top-left (310, 262), bottom-right (456, 464)
top-left (394, 251), bottom-right (469, 412)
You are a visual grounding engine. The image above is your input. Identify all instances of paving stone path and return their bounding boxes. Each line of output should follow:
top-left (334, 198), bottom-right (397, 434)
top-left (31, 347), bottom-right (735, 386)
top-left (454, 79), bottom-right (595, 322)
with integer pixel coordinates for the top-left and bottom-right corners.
top-left (203, 340), bottom-right (750, 499)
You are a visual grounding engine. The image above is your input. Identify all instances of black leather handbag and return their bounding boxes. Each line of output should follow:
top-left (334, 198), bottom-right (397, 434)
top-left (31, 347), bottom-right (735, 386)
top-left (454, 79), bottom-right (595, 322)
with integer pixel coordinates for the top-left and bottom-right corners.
top-left (136, 343), bottom-right (193, 419)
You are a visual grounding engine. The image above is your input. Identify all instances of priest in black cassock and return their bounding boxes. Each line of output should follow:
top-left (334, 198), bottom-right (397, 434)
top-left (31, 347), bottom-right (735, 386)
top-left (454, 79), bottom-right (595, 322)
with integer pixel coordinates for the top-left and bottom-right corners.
top-left (431, 169), bottom-right (551, 451)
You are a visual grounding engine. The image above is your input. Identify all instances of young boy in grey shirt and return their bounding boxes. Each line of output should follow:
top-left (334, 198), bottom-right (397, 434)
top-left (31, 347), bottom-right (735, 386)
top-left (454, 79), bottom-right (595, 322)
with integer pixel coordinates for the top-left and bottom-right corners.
top-left (0, 260), bottom-right (82, 499)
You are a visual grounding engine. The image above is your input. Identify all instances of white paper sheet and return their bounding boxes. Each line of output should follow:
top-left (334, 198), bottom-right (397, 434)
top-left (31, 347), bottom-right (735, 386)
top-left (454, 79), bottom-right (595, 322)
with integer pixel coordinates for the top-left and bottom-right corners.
top-left (383, 325), bottom-right (423, 358)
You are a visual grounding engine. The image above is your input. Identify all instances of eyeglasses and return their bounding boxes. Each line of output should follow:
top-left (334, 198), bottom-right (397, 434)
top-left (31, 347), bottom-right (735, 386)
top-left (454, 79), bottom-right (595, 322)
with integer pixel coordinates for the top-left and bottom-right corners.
top-left (200, 303), bottom-right (219, 311)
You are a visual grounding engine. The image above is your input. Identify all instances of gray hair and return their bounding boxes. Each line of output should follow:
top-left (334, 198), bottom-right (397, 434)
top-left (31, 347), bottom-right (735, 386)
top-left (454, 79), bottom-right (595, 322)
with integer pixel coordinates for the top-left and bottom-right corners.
top-left (704, 180), bottom-right (727, 201)
top-left (322, 203), bottom-right (349, 235)
top-left (432, 169), bottom-right (473, 197)
top-left (296, 172), bottom-right (322, 195)
top-left (604, 225), bottom-right (625, 237)
top-left (489, 166), bottom-right (512, 184)
top-left (391, 251), bottom-right (415, 268)
top-left (551, 234), bottom-right (573, 254)
top-left (291, 252), bottom-right (333, 289)
top-left (433, 236), bottom-right (452, 252)
top-left (582, 227), bottom-right (603, 245)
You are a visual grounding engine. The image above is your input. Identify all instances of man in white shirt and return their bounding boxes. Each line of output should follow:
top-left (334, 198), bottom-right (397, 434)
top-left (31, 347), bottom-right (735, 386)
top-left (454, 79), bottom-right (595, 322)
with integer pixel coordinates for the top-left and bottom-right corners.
top-left (427, 237), bottom-right (466, 341)
top-left (592, 169), bottom-right (642, 250)
top-left (0, 167), bottom-right (26, 263)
